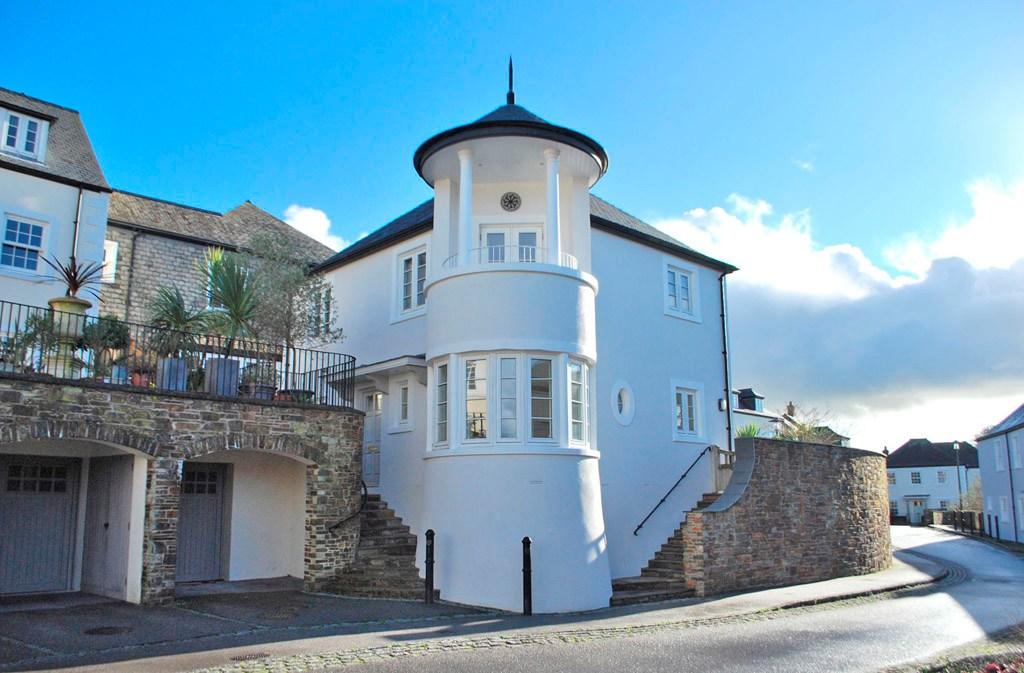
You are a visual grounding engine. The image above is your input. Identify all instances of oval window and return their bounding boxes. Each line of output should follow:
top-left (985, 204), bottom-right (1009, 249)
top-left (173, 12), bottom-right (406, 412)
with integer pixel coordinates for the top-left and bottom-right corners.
top-left (611, 382), bottom-right (635, 426)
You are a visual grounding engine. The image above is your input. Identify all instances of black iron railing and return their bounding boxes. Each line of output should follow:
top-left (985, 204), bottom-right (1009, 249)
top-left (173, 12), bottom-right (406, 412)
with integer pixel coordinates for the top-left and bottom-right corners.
top-left (0, 299), bottom-right (355, 407)
top-left (633, 445), bottom-right (712, 536)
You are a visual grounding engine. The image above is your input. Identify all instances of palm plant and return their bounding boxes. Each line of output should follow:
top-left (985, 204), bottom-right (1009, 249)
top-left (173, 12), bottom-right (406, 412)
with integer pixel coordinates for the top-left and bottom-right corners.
top-left (41, 255), bottom-right (105, 300)
top-left (736, 423), bottom-right (762, 438)
top-left (148, 287), bottom-right (208, 358)
top-left (202, 248), bottom-right (257, 356)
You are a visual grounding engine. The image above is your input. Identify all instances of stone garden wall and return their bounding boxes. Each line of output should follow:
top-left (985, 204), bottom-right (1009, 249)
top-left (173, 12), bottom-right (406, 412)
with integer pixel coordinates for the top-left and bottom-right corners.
top-left (682, 437), bottom-right (891, 597)
top-left (0, 375), bottom-right (363, 603)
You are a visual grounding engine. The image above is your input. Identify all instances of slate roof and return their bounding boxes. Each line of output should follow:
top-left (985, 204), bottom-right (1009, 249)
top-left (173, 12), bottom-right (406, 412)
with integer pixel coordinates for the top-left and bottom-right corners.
top-left (314, 195), bottom-right (736, 274)
top-left (108, 191), bottom-right (333, 261)
top-left (0, 87), bottom-right (109, 191)
top-left (887, 439), bottom-right (979, 469)
top-left (977, 402), bottom-right (1024, 441)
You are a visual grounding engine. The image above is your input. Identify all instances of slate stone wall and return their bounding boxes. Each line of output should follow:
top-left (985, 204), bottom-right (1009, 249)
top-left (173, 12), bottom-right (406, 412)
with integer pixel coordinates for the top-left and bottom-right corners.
top-left (682, 437), bottom-right (891, 597)
top-left (0, 376), bottom-right (363, 604)
top-left (100, 225), bottom-right (216, 324)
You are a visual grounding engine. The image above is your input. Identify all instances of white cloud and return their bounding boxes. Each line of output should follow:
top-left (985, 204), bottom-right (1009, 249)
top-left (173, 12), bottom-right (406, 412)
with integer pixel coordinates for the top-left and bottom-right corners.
top-left (793, 159), bottom-right (815, 173)
top-left (283, 204), bottom-right (349, 251)
top-left (651, 180), bottom-right (1024, 450)
top-left (884, 178), bottom-right (1024, 276)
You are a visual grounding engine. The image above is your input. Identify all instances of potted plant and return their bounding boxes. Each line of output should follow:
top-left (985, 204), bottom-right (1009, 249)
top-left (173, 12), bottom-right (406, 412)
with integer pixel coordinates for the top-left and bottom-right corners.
top-left (128, 360), bottom-right (155, 387)
top-left (41, 255), bottom-right (105, 340)
top-left (81, 315), bottom-right (130, 382)
top-left (21, 311), bottom-right (69, 377)
top-left (0, 333), bottom-right (32, 373)
top-left (148, 287), bottom-right (208, 392)
top-left (240, 360), bottom-right (277, 400)
top-left (201, 248), bottom-right (257, 396)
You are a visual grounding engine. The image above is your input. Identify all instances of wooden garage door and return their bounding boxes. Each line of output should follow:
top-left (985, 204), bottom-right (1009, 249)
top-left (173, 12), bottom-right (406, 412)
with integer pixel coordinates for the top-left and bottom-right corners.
top-left (176, 464), bottom-right (226, 582)
top-left (0, 455), bottom-right (80, 594)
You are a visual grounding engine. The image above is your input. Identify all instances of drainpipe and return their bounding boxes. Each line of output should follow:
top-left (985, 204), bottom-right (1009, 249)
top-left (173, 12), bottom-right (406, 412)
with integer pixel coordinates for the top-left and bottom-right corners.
top-left (718, 272), bottom-right (734, 453)
top-left (71, 188), bottom-right (84, 258)
top-left (122, 231), bottom-right (143, 321)
top-left (1005, 432), bottom-right (1019, 542)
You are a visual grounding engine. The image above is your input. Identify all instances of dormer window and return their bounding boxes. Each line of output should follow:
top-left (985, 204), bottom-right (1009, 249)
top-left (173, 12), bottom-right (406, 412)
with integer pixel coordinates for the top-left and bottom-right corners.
top-left (1, 110), bottom-right (47, 161)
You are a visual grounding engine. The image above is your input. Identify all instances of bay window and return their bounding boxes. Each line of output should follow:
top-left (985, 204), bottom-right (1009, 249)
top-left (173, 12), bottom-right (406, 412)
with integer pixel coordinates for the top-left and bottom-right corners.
top-left (570, 360), bottom-right (589, 443)
top-left (499, 357), bottom-right (518, 439)
top-left (435, 363), bottom-right (448, 444)
top-left (465, 358), bottom-right (488, 440)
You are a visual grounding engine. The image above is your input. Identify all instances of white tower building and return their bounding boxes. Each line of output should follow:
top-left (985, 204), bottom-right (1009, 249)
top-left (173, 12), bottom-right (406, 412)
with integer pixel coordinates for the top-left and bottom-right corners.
top-left (415, 66), bottom-right (613, 611)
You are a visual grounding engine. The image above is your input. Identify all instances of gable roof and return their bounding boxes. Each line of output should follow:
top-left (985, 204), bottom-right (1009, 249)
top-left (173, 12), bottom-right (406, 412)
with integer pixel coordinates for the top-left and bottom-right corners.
top-left (977, 402), bottom-right (1024, 441)
top-left (887, 438), bottom-right (979, 468)
top-left (108, 191), bottom-right (333, 261)
top-left (314, 195), bottom-right (736, 274)
top-left (0, 87), bottom-right (110, 192)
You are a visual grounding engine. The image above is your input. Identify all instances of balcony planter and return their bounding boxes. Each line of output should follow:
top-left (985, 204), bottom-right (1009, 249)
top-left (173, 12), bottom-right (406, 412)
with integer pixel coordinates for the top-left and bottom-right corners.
top-left (240, 361), bottom-right (276, 400)
top-left (204, 357), bottom-right (240, 397)
top-left (47, 296), bottom-right (92, 339)
top-left (130, 369), bottom-right (153, 388)
top-left (274, 389), bottom-right (314, 404)
top-left (241, 382), bottom-right (276, 400)
top-left (156, 357), bottom-right (189, 391)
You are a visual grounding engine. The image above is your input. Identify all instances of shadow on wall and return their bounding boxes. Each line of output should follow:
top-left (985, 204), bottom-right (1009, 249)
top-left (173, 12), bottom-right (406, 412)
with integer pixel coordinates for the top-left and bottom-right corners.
top-left (682, 437), bottom-right (891, 597)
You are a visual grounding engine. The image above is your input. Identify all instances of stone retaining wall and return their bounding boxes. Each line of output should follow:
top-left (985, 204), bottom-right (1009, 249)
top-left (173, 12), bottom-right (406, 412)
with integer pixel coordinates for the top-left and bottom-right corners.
top-left (682, 437), bottom-right (891, 597)
top-left (0, 376), bottom-right (363, 603)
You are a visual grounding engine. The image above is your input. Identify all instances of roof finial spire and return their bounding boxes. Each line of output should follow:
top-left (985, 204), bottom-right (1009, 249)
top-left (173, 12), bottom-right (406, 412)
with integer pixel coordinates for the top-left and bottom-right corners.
top-left (507, 57), bottom-right (515, 105)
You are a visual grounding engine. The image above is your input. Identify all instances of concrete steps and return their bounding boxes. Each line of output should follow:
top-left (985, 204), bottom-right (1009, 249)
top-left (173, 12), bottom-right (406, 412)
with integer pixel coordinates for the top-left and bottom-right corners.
top-left (610, 491), bottom-right (721, 606)
top-left (332, 494), bottom-right (431, 600)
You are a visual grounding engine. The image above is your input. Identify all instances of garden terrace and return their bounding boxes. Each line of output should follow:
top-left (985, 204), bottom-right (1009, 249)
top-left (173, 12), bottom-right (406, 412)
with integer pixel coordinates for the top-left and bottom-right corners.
top-left (0, 299), bottom-right (355, 409)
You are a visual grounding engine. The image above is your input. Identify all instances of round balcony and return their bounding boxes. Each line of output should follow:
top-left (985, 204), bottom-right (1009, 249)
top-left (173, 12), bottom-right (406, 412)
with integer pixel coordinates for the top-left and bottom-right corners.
top-left (442, 245), bottom-right (578, 271)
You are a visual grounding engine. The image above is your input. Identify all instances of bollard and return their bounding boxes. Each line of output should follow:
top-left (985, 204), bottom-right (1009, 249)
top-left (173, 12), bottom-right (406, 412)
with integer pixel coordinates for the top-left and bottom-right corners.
top-left (987, 514), bottom-right (993, 538)
top-left (995, 516), bottom-right (1000, 540)
top-left (424, 529), bottom-right (435, 604)
top-left (522, 536), bottom-right (533, 616)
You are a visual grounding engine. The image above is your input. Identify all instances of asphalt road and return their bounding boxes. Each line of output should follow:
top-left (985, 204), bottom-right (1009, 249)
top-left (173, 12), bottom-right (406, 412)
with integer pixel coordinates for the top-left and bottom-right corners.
top-left (335, 527), bottom-right (1024, 673)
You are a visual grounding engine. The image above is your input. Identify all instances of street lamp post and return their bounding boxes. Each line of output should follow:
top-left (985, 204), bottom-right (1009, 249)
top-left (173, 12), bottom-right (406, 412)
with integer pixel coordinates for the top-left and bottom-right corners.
top-left (953, 441), bottom-right (964, 511)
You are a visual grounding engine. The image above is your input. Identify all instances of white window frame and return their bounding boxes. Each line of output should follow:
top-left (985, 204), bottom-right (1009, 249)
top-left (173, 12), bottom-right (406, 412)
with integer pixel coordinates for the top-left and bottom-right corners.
top-left (671, 379), bottom-right (705, 442)
top-left (387, 378), bottom-right (413, 434)
top-left (1, 214), bottom-right (47, 275)
top-left (568, 359), bottom-right (590, 445)
top-left (995, 439), bottom-right (1007, 472)
top-left (887, 472), bottom-right (896, 485)
top-left (394, 244), bottom-right (428, 321)
top-left (464, 357), bottom-right (489, 443)
top-left (939, 500), bottom-right (949, 511)
top-left (889, 500), bottom-right (898, 515)
top-left (936, 470), bottom-right (947, 484)
top-left (1019, 495), bottom-right (1024, 531)
top-left (479, 224), bottom-right (544, 264)
top-left (529, 356), bottom-right (555, 441)
top-left (663, 259), bottom-right (701, 323)
top-left (610, 381), bottom-right (636, 426)
top-left (1010, 433), bottom-right (1023, 470)
top-left (102, 239), bottom-right (119, 283)
top-left (1, 109), bottom-right (48, 162)
top-left (498, 356), bottom-right (518, 440)
top-left (999, 495), bottom-right (1010, 521)
top-left (910, 471), bottom-right (921, 484)
top-left (434, 362), bottom-right (449, 447)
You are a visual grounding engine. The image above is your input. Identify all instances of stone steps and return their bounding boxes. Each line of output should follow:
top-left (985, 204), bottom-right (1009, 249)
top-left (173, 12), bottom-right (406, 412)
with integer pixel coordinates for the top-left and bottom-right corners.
top-left (332, 495), bottom-right (429, 600)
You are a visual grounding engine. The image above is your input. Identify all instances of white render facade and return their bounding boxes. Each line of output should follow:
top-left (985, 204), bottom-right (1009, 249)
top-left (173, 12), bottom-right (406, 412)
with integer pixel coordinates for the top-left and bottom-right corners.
top-left (976, 403), bottom-right (1024, 543)
top-left (318, 86), bottom-right (736, 612)
top-left (887, 465), bottom-right (979, 522)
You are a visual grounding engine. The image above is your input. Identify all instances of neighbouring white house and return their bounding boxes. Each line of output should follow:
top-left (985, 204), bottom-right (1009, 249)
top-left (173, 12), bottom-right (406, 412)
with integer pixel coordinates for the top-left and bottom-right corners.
top-left (976, 402), bottom-right (1024, 543)
top-left (0, 88), bottom-right (110, 310)
top-left (886, 438), bottom-right (980, 524)
top-left (315, 75), bottom-right (738, 613)
top-left (732, 387), bottom-right (782, 436)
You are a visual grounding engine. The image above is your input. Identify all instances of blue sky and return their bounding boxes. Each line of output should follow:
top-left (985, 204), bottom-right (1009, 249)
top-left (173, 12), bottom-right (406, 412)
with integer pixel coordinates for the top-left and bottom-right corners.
top-left (7, 2), bottom-right (1024, 447)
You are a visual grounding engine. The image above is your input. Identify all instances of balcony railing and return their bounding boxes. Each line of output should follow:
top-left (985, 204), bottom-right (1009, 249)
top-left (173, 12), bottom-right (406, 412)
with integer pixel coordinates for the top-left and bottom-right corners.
top-left (442, 246), bottom-right (579, 271)
top-left (0, 299), bottom-right (355, 408)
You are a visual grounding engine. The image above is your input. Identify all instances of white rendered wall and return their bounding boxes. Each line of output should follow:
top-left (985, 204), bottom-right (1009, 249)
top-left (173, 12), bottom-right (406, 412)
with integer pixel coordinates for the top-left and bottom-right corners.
top-left (195, 451), bottom-right (306, 580)
top-left (978, 430), bottom-right (1024, 542)
top-left (421, 451), bottom-right (610, 612)
top-left (591, 229), bottom-right (730, 580)
top-left (0, 169), bottom-right (108, 309)
top-left (886, 465), bottom-right (981, 515)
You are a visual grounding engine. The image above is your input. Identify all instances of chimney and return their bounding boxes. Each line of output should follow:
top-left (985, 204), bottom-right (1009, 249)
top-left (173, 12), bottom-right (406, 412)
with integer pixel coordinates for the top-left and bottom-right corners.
top-left (786, 401), bottom-right (796, 417)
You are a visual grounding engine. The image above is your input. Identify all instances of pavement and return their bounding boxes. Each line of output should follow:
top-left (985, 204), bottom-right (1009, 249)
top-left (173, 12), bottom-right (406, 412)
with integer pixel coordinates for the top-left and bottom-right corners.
top-left (0, 527), bottom-right (949, 673)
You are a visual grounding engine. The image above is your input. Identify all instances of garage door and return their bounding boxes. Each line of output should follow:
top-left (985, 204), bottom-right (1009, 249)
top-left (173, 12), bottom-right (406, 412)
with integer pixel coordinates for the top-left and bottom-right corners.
top-left (176, 463), bottom-right (226, 582)
top-left (0, 455), bottom-right (80, 594)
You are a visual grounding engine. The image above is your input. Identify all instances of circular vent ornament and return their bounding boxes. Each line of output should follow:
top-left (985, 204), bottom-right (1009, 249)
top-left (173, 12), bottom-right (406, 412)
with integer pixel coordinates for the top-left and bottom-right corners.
top-left (500, 192), bottom-right (521, 212)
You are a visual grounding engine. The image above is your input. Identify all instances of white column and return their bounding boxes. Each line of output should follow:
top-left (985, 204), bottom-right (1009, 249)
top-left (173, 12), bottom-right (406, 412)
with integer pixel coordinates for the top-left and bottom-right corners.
top-left (544, 148), bottom-right (561, 263)
top-left (458, 148), bottom-right (474, 266)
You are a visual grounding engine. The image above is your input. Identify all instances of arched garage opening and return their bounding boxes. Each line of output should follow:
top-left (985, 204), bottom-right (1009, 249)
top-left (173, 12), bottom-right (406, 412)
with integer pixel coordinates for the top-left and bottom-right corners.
top-left (177, 450), bottom-right (309, 588)
top-left (0, 440), bottom-right (148, 603)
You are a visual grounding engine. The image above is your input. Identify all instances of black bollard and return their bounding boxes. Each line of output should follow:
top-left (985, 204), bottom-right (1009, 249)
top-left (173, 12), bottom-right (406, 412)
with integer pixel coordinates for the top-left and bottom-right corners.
top-left (425, 529), bottom-right (435, 604)
top-left (522, 536), bottom-right (532, 616)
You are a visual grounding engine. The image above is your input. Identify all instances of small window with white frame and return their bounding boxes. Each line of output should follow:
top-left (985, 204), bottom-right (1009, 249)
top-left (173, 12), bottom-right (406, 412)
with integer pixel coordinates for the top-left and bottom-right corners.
top-left (435, 363), bottom-right (449, 445)
top-left (569, 359), bottom-right (589, 444)
top-left (911, 471), bottom-right (921, 484)
top-left (939, 500), bottom-right (949, 510)
top-left (102, 240), bottom-right (119, 283)
top-left (529, 357), bottom-right (553, 440)
top-left (995, 440), bottom-right (1006, 472)
top-left (889, 500), bottom-right (898, 515)
top-left (2, 216), bottom-right (45, 272)
top-left (399, 384), bottom-right (410, 423)
top-left (499, 357), bottom-right (518, 439)
top-left (398, 247), bottom-right (427, 316)
top-left (937, 470), bottom-right (947, 484)
top-left (1, 110), bottom-right (47, 161)
top-left (1011, 433), bottom-right (1023, 469)
top-left (887, 472), bottom-right (896, 485)
top-left (465, 358), bottom-right (488, 440)
top-left (672, 381), bottom-right (702, 440)
top-left (664, 261), bottom-right (699, 321)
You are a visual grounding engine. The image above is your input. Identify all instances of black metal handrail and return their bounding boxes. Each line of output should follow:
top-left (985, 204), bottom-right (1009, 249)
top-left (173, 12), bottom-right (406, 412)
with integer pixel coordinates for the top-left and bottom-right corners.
top-left (328, 479), bottom-right (369, 535)
top-left (633, 445), bottom-right (712, 536)
top-left (0, 298), bottom-right (355, 407)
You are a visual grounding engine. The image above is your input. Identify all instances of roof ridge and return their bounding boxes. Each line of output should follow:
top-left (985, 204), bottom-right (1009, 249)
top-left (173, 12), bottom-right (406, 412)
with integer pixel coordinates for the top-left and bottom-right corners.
top-left (0, 86), bottom-right (81, 114)
top-left (113, 189), bottom-right (223, 216)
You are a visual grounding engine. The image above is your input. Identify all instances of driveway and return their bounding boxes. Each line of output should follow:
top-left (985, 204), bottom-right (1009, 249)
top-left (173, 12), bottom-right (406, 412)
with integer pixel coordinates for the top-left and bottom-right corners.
top-left (0, 590), bottom-right (484, 672)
